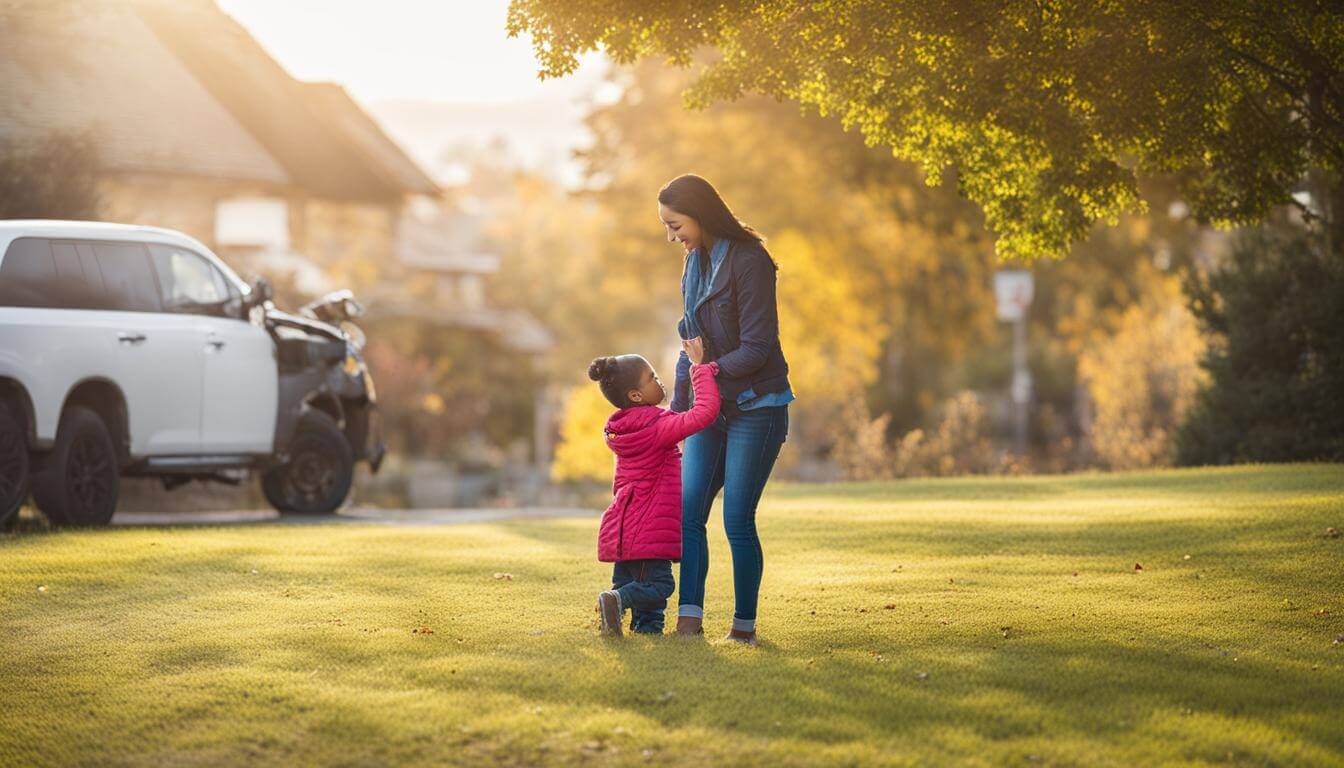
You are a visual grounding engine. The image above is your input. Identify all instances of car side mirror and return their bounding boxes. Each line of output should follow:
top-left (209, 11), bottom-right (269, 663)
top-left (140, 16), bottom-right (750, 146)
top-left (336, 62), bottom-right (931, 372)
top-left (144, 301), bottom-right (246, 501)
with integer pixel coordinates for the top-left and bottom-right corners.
top-left (249, 276), bottom-right (273, 306)
top-left (252, 274), bottom-right (272, 302)
top-left (241, 275), bottom-right (274, 320)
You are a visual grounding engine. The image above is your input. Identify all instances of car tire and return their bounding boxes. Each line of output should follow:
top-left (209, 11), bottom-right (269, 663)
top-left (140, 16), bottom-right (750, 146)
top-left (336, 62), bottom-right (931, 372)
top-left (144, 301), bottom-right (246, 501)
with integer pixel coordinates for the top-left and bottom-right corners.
top-left (32, 406), bottom-right (119, 527)
top-left (261, 410), bottom-right (353, 516)
top-left (0, 402), bottom-right (30, 529)
top-left (259, 470), bottom-right (294, 513)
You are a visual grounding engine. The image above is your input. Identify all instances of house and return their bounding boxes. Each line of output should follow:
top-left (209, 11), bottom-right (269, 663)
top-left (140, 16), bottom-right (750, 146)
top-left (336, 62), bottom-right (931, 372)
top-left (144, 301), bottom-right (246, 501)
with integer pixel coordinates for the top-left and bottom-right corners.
top-left (0, 0), bottom-right (556, 502)
top-left (0, 0), bottom-right (442, 295)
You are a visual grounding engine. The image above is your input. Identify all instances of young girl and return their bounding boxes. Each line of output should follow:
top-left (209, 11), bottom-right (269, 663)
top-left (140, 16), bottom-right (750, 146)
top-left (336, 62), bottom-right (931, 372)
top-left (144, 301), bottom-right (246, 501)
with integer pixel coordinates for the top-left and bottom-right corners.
top-left (590, 337), bottom-right (720, 636)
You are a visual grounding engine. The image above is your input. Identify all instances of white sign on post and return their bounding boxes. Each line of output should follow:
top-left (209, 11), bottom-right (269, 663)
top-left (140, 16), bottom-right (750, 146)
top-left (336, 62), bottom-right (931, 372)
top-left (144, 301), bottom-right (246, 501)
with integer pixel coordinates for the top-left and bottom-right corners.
top-left (994, 270), bottom-right (1034, 321)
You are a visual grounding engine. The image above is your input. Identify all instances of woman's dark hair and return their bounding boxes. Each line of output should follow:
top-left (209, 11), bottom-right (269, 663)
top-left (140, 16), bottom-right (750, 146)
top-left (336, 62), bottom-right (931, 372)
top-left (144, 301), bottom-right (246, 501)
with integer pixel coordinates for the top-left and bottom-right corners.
top-left (658, 174), bottom-right (775, 267)
top-left (588, 354), bottom-right (649, 409)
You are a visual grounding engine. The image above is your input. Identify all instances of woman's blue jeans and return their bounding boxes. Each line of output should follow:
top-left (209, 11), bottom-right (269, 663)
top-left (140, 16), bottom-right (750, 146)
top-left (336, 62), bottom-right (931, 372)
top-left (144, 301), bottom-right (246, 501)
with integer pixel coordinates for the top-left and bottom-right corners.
top-left (678, 404), bottom-right (788, 628)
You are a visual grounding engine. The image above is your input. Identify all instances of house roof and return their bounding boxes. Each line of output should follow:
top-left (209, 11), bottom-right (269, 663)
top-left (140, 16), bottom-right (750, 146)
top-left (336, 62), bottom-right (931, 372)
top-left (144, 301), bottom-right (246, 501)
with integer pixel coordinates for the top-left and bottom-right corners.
top-left (369, 301), bottom-right (554, 355)
top-left (0, 1), bottom-right (289, 184)
top-left (299, 83), bottom-right (439, 197)
top-left (0, 0), bottom-right (439, 202)
top-left (132, 0), bottom-right (432, 202)
top-left (398, 207), bottom-right (500, 273)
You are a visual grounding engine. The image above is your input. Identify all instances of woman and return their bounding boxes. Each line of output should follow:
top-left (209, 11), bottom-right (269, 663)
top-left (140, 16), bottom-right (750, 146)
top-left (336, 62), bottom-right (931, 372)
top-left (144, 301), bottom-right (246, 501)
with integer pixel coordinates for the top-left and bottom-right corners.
top-left (659, 174), bottom-right (793, 646)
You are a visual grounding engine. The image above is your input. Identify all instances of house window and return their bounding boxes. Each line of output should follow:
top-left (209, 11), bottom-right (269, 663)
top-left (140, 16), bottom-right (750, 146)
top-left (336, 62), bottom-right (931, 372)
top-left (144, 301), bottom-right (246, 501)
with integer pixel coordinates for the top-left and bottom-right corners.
top-left (215, 198), bottom-right (290, 250)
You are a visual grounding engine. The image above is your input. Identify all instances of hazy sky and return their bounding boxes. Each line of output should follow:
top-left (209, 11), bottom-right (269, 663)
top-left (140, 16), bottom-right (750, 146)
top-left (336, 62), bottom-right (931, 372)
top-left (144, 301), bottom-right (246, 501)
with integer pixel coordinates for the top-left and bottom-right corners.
top-left (214, 0), bottom-right (608, 104)
top-left (214, 0), bottom-right (613, 185)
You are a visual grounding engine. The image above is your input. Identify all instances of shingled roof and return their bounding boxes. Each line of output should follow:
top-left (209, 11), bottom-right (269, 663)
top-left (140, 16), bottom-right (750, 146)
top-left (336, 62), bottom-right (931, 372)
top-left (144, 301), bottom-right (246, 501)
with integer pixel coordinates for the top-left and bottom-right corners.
top-left (132, 0), bottom-right (437, 202)
top-left (299, 82), bottom-right (439, 197)
top-left (0, 0), bottom-right (438, 202)
top-left (0, 1), bottom-right (288, 184)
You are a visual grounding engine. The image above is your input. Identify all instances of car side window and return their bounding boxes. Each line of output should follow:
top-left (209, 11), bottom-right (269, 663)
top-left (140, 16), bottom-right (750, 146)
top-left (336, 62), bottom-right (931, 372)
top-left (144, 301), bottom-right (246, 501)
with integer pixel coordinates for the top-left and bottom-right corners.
top-left (52, 242), bottom-right (109, 309)
top-left (149, 244), bottom-right (233, 317)
top-left (0, 238), bottom-right (58, 308)
top-left (93, 242), bottom-right (161, 312)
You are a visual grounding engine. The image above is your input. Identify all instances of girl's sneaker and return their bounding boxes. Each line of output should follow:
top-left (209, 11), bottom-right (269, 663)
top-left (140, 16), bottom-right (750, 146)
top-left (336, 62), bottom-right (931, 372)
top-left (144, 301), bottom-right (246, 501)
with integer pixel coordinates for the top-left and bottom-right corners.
top-left (597, 590), bottom-right (623, 636)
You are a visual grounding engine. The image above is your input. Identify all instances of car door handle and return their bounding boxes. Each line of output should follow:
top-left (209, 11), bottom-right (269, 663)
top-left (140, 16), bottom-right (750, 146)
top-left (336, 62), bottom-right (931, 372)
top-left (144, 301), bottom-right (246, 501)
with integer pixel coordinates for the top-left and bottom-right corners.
top-left (117, 331), bottom-right (147, 345)
top-left (206, 336), bottom-right (226, 351)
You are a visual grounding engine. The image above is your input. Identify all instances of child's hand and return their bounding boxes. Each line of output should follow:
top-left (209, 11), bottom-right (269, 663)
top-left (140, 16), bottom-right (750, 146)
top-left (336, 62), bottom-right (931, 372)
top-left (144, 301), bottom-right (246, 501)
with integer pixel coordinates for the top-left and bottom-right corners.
top-left (682, 336), bottom-right (705, 365)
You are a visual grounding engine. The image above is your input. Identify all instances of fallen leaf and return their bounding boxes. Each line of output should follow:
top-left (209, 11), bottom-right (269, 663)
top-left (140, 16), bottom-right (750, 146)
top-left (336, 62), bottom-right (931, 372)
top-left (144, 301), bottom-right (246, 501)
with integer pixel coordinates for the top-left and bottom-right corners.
top-left (36, 585), bottom-right (46, 593)
top-left (492, 572), bottom-right (514, 580)
top-left (1134, 563), bottom-right (1144, 571)
top-left (1325, 527), bottom-right (1340, 539)
top-left (412, 626), bottom-right (434, 634)
top-left (884, 604), bottom-right (896, 610)
top-left (1183, 554), bottom-right (1192, 560)
top-left (1000, 626), bottom-right (1012, 638)
top-left (915, 671), bottom-right (929, 681)
top-left (1314, 608), bottom-right (1330, 617)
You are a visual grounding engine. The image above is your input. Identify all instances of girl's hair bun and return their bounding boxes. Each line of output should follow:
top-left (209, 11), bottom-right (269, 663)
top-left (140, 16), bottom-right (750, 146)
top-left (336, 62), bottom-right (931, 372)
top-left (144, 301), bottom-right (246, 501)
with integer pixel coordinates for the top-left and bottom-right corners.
top-left (588, 356), bottom-right (615, 382)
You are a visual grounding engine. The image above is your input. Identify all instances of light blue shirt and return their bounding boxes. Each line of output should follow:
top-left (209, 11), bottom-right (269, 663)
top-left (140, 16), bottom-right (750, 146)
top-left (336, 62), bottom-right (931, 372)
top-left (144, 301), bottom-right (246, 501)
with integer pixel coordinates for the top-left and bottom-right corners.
top-left (736, 386), bottom-right (796, 410)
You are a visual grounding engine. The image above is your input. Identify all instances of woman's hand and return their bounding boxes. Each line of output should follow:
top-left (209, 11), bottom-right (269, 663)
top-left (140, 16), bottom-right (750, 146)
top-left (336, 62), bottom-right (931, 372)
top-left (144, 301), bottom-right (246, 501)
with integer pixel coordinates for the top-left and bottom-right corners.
top-left (682, 336), bottom-right (705, 365)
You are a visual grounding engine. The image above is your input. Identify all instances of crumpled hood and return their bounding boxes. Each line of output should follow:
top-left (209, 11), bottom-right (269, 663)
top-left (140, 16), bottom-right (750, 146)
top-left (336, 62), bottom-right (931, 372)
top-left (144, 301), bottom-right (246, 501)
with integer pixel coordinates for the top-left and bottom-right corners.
top-left (603, 406), bottom-right (665, 457)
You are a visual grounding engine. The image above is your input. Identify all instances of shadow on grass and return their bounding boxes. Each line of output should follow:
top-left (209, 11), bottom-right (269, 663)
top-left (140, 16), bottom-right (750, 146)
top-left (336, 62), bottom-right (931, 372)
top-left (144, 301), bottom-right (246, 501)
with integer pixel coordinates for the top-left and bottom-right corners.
top-left (367, 618), bottom-right (1344, 763)
top-left (769, 463), bottom-right (1344, 503)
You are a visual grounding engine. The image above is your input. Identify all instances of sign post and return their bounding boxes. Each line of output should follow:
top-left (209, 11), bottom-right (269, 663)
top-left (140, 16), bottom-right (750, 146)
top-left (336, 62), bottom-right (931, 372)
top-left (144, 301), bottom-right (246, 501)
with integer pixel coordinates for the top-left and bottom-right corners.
top-left (993, 270), bottom-right (1034, 455)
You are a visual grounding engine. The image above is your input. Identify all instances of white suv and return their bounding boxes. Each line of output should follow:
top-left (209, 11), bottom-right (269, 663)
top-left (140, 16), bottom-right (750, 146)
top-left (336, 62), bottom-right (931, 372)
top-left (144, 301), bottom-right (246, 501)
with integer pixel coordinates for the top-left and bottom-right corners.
top-left (0, 221), bottom-right (384, 526)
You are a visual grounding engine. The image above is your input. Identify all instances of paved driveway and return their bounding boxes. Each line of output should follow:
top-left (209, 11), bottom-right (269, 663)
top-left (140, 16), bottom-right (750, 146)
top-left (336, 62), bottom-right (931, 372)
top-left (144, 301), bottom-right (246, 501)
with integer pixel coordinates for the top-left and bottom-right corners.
top-left (111, 506), bottom-right (597, 526)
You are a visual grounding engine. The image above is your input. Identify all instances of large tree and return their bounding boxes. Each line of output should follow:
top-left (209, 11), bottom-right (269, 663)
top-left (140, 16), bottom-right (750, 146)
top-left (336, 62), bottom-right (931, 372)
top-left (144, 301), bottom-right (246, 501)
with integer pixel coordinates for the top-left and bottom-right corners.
top-left (508, 1), bottom-right (1344, 260)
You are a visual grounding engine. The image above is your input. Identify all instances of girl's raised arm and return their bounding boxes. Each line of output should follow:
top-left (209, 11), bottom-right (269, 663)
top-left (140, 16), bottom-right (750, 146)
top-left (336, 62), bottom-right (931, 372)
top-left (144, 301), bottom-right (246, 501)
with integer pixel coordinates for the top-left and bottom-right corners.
top-left (654, 362), bottom-right (720, 447)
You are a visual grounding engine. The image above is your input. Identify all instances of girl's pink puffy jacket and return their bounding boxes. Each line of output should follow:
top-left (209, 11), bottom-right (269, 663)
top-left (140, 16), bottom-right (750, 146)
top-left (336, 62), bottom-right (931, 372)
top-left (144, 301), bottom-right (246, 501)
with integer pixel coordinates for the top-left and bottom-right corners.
top-left (597, 362), bottom-right (721, 562)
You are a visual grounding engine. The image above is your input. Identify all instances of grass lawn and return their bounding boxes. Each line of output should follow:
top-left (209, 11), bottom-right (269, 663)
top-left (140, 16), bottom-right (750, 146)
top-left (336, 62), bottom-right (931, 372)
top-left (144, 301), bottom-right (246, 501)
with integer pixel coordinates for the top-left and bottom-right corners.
top-left (2, 465), bottom-right (1343, 767)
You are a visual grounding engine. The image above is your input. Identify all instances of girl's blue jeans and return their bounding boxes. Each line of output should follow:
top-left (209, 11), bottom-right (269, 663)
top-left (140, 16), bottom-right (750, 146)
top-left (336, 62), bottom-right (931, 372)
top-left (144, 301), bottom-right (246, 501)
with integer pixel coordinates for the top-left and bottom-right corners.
top-left (612, 559), bottom-right (675, 634)
top-left (678, 404), bottom-right (788, 626)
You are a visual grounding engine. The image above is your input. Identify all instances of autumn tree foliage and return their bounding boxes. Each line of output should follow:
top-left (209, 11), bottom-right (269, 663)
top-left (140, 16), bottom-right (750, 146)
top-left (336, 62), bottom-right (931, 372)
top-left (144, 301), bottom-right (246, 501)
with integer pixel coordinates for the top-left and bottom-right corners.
top-left (510, 1), bottom-right (1344, 260)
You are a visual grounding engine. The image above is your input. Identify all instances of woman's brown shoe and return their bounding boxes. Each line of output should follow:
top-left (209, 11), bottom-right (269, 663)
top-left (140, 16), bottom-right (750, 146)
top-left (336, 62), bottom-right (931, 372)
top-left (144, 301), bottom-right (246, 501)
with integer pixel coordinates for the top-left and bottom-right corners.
top-left (675, 616), bottom-right (703, 636)
top-left (726, 628), bottom-right (758, 646)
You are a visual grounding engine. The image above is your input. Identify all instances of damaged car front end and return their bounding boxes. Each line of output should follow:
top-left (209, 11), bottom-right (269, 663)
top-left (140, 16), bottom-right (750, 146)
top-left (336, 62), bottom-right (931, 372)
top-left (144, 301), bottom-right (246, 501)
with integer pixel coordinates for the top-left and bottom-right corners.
top-left (258, 287), bottom-right (385, 514)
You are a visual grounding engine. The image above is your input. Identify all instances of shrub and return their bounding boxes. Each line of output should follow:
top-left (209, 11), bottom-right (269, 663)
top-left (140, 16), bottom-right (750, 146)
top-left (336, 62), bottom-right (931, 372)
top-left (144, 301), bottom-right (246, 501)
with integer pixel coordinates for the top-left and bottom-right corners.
top-left (1177, 229), bottom-right (1344, 464)
top-left (550, 384), bottom-right (615, 484)
top-left (834, 391), bottom-right (998, 479)
top-left (1078, 278), bottom-right (1207, 469)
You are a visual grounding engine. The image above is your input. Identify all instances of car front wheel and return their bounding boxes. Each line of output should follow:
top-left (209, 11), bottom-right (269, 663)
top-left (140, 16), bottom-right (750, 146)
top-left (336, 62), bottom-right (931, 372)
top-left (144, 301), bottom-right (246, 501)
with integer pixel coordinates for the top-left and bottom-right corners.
top-left (0, 402), bottom-right (30, 528)
top-left (32, 406), bottom-right (119, 527)
top-left (261, 411), bottom-right (353, 515)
